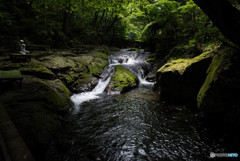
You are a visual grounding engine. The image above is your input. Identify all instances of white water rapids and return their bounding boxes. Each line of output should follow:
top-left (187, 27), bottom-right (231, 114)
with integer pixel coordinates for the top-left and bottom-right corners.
top-left (71, 49), bottom-right (154, 110)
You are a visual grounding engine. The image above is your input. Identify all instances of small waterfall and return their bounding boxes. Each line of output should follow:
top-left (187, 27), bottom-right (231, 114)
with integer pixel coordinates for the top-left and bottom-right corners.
top-left (110, 49), bottom-right (154, 85)
top-left (71, 66), bottom-right (115, 108)
top-left (71, 49), bottom-right (153, 110)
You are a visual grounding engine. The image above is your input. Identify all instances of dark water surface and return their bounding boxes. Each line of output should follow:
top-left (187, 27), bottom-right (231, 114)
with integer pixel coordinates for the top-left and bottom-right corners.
top-left (46, 86), bottom-right (237, 161)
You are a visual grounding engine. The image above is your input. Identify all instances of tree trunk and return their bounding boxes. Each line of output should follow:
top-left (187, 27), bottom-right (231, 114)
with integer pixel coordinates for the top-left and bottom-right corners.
top-left (62, 11), bottom-right (68, 33)
top-left (92, 11), bottom-right (99, 27)
top-left (105, 16), bottom-right (120, 33)
top-left (62, 1), bottom-right (71, 33)
top-left (193, 0), bottom-right (240, 46)
top-left (96, 9), bottom-right (106, 31)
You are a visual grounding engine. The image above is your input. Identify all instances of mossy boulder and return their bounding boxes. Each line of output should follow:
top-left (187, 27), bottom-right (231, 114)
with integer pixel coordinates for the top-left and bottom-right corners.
top-left (0, 76), bottom-right (72, 159)
top-left (88, 58), bottom-right (109, 75)
top-left (41, 55), bottom-right (77, 72)
top-left (66, 54), bottom-right (108, 92)
top-left (71, 56), bottom-right (94, 65)
top-left (197, 47), bottom-right (240, 125)
top-left (107, 65), bottom-right (137, 93)
top-left (93, 52), bottom-right (108, 59)
top-left (155, 50), bottom-right (213, 104)
top-left (39, 53), bottom-right (108, 93)
top-left (19, 59), bottom-right (56, 80)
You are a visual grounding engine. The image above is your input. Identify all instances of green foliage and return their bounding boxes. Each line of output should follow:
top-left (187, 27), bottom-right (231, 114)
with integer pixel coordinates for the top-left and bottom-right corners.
top-left (0, 0), bottom-right (223, 49)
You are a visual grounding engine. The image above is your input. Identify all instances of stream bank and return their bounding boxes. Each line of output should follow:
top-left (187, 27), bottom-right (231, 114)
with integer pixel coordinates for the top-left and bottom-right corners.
top-left (0, 46), bottom-right (127, 160)
top-left (154, 43), bottom-right (240, 143)
top-left (1, 45), bottom-right (240, 160)
top-left (46, 47), bottom-right (239, 161)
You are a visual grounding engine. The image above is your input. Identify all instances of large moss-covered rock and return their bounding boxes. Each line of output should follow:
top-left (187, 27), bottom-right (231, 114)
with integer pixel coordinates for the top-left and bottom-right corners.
top-left (66, 54), bottom-right (109, 92)
top-left (155, 50), bottom-right (213, 104)
top-left (107, 65), bottom-right (137, 93)
top-left (197, 47), bottom-right (240, 125)
top-left (0, 48), bottom-right (111, 159)
top-left (38, 52), bottom-right (109, 93)
top-left (0, 76), bottom-right (72, 159)
top-left (41, 55), bottom-right (77, 72)
top-left (88, 57), bottom-right (109, 75)
top-left (19, 59), bottom-right (56, 80)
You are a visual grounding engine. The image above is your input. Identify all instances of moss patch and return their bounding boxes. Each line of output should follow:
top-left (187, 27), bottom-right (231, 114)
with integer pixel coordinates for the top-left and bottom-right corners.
top-left (155, 45), bottom-right (217, 104)
top-left (196, 45), bottom-right (240, 126)
top-left (93, 52), bottom-right (108, 60)
top-left (34, 78), bottom-right (72, 111)
top-left (75, 56), bottom-right (94, 65)
top-left (110, 65), bottom-right (137, 92)
top-left (0, 70), bottom-right (22, 79)
top-left (41, 56), bottom-right (76, 72)
top-left (20, 60), bottom-right (56, 79)
top-left (197, 47), bottom-right (233, 108)
top-left (158, 50), bottom-right (213, 75)
top-left (88, 58), bottom-right (109, 75)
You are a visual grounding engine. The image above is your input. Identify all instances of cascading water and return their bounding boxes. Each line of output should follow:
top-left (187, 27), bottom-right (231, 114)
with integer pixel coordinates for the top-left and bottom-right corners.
top-left (46, 49), bottom-right (236, 161)
top-left (71, 49), bottom-right (154, 110)
top-left (109, 49), bottom-right (154, 85)
top-left (71, 65), bottom-right (115, 108)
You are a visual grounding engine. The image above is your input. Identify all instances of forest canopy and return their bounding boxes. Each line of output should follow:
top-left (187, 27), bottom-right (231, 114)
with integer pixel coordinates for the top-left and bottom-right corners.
top-left (0, 0), bottom-right (239, 50)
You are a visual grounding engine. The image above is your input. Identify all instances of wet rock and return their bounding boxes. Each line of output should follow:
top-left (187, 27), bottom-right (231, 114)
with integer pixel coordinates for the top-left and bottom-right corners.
top-left (0, 76), bottom-right (72, 159)
top-left (67, 55), bottom-right (109, 92)
top-left (117, 58), bottom-right (124, 63)
top-left (19, 59), bottom-right (56, 80)
top-left (155, 50), bottom-right (213, 105)
top-left (37, 52), bottom-right (109, 93)
top-left (107, 65), bottom-right (138, 94)
top-left (41, 55), bottom-right (77, 72)
top-left (88, 58), bottom-right (109, 75)
top-left (71, 77), bottom-right (98, 93)
top-left (146, 73), bottom-right (156, 82)
top-left (0, 48), bottom-right (110, 159)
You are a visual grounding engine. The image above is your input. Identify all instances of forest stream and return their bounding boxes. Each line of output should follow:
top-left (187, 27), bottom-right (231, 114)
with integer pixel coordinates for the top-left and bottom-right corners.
top-left (45, 49), bottom-right (235, 161)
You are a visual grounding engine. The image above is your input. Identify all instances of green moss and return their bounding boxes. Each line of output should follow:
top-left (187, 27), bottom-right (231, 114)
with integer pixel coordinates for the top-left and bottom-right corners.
top-left (58, 80), bottom-right (71, 98)
top-left (88, 58), bottom-right (109, 75)
top-left (21, 61), bottom-right (51, 74)
top-left (41, 56), bottom-right (77, 72)
top-left (77, 56), bottom-right (94, 65)
top-left (94, 52), bottom-right (108, 59)
top-left (0, 70), bottom-right (22, 79)
top-left (146, 57), bottom-right (155, 63)
top-left (32, 78), bottom-right (72, 111)
top-left (197, 48), bottom-right (232, 107)
top-left (20, 60), bottom-right (56, 79)
top-left (87, 65), bottom-right (101, 75)
top-left (158, 50), bottom-right (213, 75)
top-left (80, 72), bottom-right (91, 79)
top-left (112, 65), bottom-right (137, 89)
top-left (64, 74), bottom-right (74, 84)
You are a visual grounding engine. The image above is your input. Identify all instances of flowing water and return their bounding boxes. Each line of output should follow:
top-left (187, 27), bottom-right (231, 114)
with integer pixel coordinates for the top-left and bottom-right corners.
top-left (46, 49), bottom-right (238, 161)
top-left (71, 49), bottom-right (153, 111)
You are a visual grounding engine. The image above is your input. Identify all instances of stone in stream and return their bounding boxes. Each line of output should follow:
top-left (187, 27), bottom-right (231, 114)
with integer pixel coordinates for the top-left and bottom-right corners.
top-left (155, 49), bottom-right (214, 106)
top-left (107, 65), bottom-right (138, 94)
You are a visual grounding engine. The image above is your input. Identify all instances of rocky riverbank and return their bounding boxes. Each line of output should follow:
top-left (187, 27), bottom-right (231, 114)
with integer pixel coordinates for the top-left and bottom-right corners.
top-left (155, 43), bottom-right (240, 126)
top-left (0, 46), bottom-right (125, 160)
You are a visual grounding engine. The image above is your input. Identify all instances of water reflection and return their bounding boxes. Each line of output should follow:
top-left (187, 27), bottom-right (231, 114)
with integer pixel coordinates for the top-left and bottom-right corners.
top-left (46, 87), bottom-right (230, 161)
